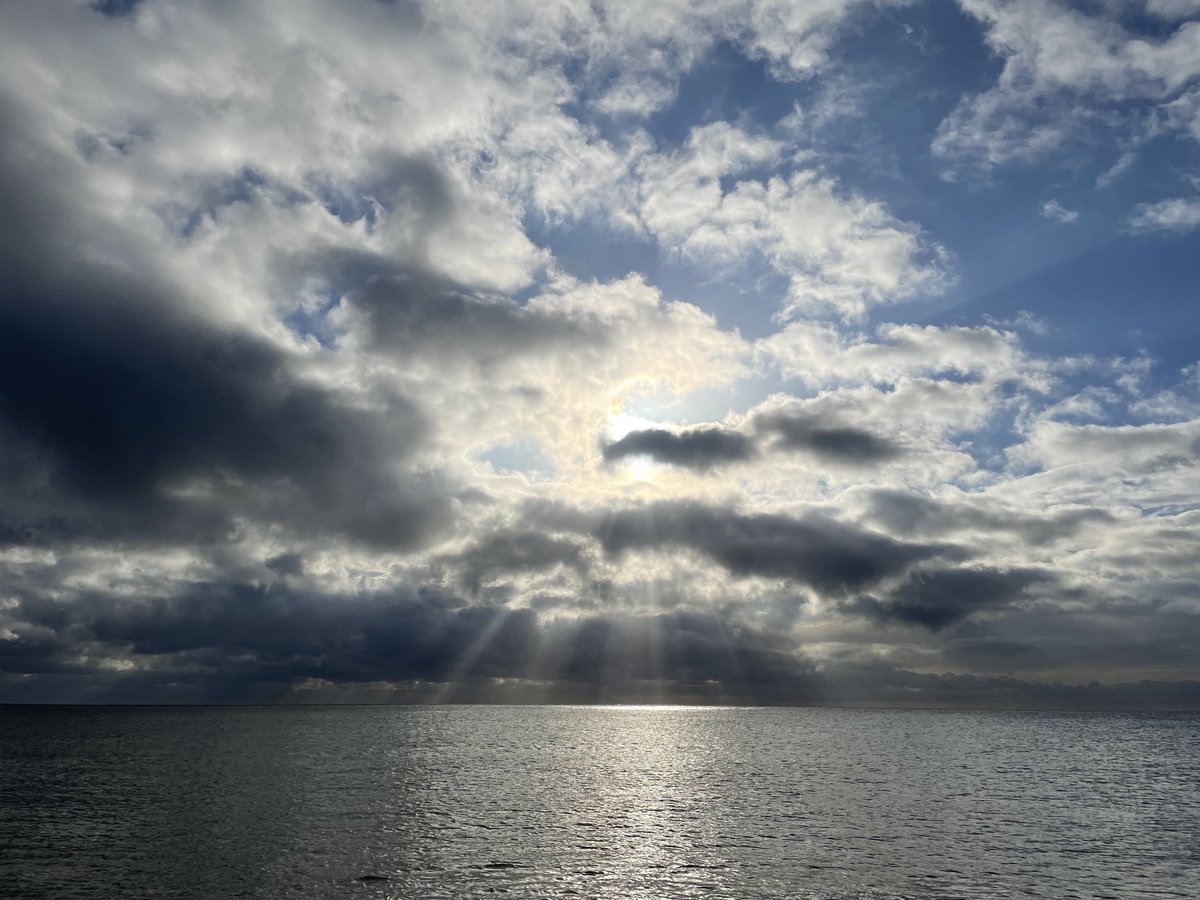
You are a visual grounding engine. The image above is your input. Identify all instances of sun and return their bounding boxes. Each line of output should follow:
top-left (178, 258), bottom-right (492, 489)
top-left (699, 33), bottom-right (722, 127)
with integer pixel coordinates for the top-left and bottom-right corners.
top-left (606, 411), bottom-right (661, 483)
top-left (626, 455), bottom-right (655, 482)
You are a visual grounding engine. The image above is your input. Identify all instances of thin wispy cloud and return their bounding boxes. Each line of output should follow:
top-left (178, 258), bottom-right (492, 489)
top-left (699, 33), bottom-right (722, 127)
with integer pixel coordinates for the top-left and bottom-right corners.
top-left (1041, 199), bottom-right (1079, 224)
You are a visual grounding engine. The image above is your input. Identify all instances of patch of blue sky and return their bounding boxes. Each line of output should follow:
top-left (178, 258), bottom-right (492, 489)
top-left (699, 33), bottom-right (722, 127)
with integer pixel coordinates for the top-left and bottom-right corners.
top-left (478, 440), bottom-right (556, 478)
top-left (282, 295), bottom-right (341, 350)
top-left (520, 210), bottom-right (658, 286)
top-left (644, 39), bottom-right (803, 144)
top-left (90, 0), bottom-right (141, 17)
top-left (803, 0), bottom-right (1003, 181)
top-left (622, 367), bottom-right (795, 427)
top-left (808, 7), bottom-right (1200, 379)
top-left (957, 423), bottom-right (1029, 478)
top-left (1088, 0), bottom-right (1200, 38)
top-left (935, 231), bottom-right (1200, 381)
top-left (522, 207), bottom-right (792, 340)
top-left (315, 188), bottom-right (382, 230)
top-left (160, 167), bottom-right (317, 241)
top-left (542, 0), bottom-right (1198, 411)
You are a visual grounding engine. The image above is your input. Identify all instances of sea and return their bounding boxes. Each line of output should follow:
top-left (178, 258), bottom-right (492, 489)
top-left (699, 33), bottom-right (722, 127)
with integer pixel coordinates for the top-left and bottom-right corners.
top-left (1, 705), bottom-right (1197, 899)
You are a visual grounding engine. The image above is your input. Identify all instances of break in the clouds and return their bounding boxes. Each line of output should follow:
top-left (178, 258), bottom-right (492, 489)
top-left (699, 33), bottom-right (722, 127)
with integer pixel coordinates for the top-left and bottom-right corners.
top-left (1, 0), bottom-right (1198, 708)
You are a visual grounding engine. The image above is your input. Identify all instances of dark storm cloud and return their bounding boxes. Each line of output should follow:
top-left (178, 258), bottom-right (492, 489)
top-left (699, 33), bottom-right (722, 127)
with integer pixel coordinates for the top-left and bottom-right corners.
top-left (0, 581), bottom-right (817, 704)
top-left (3, 582), bottom-right (531, 684)
top-left (533, 500), bottom-right (954, 594)
top-left (850, 566), bottom-right (1052, 631)
top-left (753, 410), bottom-right (904, 463)
top-left (0, 281), bottom-right (448, 549)
top-left (601, 411), bottom-right (902, 472)
top-left (443, 530), bottom-right (589, 594)
top-left (865, 489), bottom-right (1114, 545)
top-left (602, 428), bottom-right (755, 469)
top-left (265, 553), bottom-right (306, 579)
top-left (0, 106), bottom-right (450, 552)
top-left (5, 577), bottom-right (1197, 708)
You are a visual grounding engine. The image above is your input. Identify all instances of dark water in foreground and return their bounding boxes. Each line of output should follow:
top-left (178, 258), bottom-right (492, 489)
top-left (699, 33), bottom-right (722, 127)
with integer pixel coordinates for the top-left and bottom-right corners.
top-left (1, 706), bottom-right (1197, 899)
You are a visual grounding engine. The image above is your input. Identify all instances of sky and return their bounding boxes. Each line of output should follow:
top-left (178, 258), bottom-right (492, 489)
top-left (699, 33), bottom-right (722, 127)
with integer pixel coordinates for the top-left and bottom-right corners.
top-left (1, 0), bottom-right (1198, 708)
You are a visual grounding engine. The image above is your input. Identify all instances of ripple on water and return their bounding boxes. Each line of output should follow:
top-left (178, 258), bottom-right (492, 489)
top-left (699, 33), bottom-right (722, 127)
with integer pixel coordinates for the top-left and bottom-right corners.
top-left (1, 706), bottom-right (1198, 898)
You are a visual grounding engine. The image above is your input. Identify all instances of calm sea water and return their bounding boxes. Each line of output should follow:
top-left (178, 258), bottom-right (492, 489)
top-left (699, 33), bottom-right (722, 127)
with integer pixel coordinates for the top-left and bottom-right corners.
top-left (1, 705), bottom-right (1197, 899)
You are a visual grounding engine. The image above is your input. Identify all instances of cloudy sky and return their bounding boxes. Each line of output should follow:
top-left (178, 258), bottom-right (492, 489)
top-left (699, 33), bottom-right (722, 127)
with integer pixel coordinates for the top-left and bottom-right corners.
top-left (2, 0), bottom-right (1198, 707)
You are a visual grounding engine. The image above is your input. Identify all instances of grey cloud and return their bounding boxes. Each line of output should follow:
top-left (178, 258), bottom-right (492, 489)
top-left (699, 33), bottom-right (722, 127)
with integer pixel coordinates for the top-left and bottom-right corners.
top-left (753, 410), bottom-right (904, 463)
top-left (91, 0), bottom-right (141, 17)
top-left (534, 500), bottom-right (954, 594)
top-left (0, 277), bottom-right (449, 550)
top-left (600, 410), bottom-right (902, 473)
top-left (5, 582), bottom-right (531, 685)
top-left (444, 530), bottom-right (589, 594)
top-left (4, 576), bottom-right (1197, 709)
top-left (341, 273), bottom-right (598, 366)
top-left (0, 581), bottom-right (817, 704)
top-left (850, 566), bottom-right (1052, 631)
top-left (818, 662), bottom-right (1200, 711)
top-left (937, 594), bottom-right (1200, 677)
top-left (536, 610), bottom-right (814, 699)
top-left (148, 156), bottom-right (460, 326)
top-left (0, 110), bottom-right (452, 552)
top-left (265, 553), bottom-right (306, 579)
top-left (313, 156), bottom-right (606, 358)
top-left (158, 167), bottom-right (302, 240)
top-left (315, 155), bottom-right (455, 230)
top-left (602, 428), bottom-right (755, 470)
top-left (865, 489), bottom-right (1114, 545)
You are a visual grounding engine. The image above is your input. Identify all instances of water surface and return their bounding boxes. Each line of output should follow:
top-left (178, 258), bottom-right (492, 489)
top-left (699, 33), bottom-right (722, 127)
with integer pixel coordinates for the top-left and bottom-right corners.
top-left (2, 705), bottom-right (1197, 898)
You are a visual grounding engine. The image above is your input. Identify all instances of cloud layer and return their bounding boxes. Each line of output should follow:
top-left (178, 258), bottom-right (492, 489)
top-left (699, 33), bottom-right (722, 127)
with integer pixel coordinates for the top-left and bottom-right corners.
top-left (0, 0), bottom-right (1197, 708)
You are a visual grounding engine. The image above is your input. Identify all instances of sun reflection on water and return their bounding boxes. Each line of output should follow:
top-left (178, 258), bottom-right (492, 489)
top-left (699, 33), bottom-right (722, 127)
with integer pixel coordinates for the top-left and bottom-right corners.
top-left (551, 705), bottom-right (739, 899)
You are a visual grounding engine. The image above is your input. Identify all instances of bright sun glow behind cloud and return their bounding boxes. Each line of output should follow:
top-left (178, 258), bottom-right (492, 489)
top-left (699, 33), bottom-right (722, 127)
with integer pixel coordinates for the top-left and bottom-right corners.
top-left (607, 412), bottom-right (662, 482)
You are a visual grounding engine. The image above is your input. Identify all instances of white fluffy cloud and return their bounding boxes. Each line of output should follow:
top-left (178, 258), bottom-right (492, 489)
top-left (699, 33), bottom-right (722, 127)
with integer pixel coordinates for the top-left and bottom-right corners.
top-left (1041, 199), bottom-right (1078, 223)
top-left (636, 125), bottom-right (951, 319)
top-left (760, 321), bottom-right (1045, 387)
top-left (935, 0), bottom-right (1200, 171)
top-left (1129, 196), bottom-right (1200, 233)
